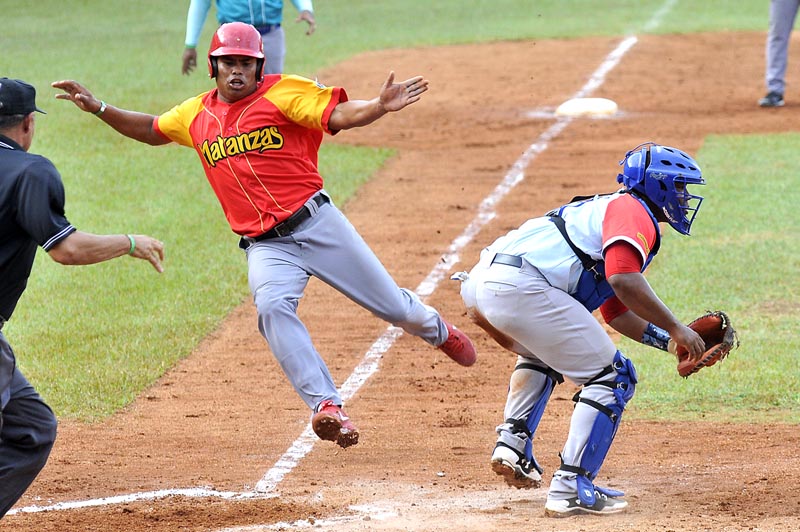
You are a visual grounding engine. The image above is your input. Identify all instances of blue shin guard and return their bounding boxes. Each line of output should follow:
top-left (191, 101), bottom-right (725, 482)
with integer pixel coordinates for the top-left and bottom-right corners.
top-left (523, 368), bottom-right (561, 473)
top-left (564, 351), bottom-right (637, 506)
top-left (499, 363), bottom-right (562, 474)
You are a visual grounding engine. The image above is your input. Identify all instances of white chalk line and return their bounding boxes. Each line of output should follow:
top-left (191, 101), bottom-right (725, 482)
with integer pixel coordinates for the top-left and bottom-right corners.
top-left (9, 487), bottom-right (271, 515)
top-left (644, 0), bottom-right (677, 33)
top-left (10, 14), bottom-right (671, 518)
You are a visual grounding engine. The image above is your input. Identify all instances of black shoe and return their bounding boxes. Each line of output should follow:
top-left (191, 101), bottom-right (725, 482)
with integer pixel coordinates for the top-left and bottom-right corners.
top-left (758, 91), bottom-right (784, 107)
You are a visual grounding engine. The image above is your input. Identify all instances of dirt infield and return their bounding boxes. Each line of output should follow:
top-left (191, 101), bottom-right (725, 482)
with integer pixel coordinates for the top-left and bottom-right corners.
top-left (5, 32), bottom-right (800, 531)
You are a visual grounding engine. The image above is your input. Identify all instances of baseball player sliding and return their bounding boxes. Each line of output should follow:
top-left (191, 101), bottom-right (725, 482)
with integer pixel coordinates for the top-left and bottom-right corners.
top-left (453, 143), bottom-right (707, 517)
top-left (53, 22), bottom-right (476, 449)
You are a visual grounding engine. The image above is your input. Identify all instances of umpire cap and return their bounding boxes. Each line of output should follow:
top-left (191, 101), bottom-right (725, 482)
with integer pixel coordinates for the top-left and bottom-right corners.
top-left (0, 78), bottom-right (46, 115)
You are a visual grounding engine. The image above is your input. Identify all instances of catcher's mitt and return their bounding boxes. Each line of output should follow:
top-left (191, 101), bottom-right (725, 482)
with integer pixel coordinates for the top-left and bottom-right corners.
top-left (668, 311), bottom-right (739, 378)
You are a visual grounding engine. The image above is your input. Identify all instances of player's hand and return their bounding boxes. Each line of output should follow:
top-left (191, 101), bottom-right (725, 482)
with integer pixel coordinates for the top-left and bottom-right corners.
top-left (668, 324), bottom-right (705, 359)
top-left (296, 10), bottom-right (316, 35)
top-left (378, 71), bottom-right (429, 112)
top-left (129, 235), bottom-right (165, 273)
top-left (182, 48), bottom-right (198, 75)
top-left (51, 80), bottom-right (103, 115)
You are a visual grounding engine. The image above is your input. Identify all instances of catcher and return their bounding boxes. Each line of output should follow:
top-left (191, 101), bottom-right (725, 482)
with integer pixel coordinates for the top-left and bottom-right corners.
top-left (453, 143), bottom-right (737, 517)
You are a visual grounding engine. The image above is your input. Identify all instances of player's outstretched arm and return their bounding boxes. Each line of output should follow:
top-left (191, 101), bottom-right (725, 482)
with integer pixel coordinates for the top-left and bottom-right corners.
top-left (378, 71), bottom-right (428, 112)
top-left (48, 231), bottom-right (165, 273)
top-left (51, 80), bottom-right (169, 146)
top-left (328, 71), bottom-right (429, 131)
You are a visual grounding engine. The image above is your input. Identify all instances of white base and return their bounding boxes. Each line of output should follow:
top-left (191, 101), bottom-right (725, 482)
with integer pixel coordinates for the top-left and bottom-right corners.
top-left (555, 97), bottom-right (618, 117)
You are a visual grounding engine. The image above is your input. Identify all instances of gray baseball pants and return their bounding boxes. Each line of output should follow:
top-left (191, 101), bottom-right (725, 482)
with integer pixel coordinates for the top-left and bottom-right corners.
top-left (261, 26), bottom-right (286, 75)
top-left (459, 250), bottom-right (622, 500)
top-left (244, 191), bottom-right (447, 411)
top-left (766, 0), bottom-right (800, 94)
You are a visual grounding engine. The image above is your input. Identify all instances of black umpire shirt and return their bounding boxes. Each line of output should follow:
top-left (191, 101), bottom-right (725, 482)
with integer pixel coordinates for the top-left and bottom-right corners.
top-left (0, 133), bottom-right (75, 321)
top-left (0, 133), bottom-right (74, 401)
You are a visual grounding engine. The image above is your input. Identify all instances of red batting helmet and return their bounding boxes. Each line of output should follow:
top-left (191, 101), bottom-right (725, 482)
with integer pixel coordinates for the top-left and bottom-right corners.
top-left (207, 22), bottom-right (265, 80)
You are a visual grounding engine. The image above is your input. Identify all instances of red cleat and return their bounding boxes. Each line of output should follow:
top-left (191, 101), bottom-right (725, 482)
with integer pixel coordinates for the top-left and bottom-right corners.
top-left (438, 321), bottom-right (477, 366)
top-left (311, 399), bottom-right (359, 448)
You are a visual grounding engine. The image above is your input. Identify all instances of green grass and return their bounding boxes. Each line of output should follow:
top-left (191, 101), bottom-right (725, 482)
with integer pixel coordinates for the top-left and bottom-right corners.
top-left (1, 0), bottom-right (791, 421)
top-left (622, 133), bottom-right (800, 423)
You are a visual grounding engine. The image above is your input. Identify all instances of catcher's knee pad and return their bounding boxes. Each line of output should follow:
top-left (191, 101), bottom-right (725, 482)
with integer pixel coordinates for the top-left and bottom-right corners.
top-left (496, 363), bottom-right (563, 473)
top-left (563, 351), bottom-right (637, 506)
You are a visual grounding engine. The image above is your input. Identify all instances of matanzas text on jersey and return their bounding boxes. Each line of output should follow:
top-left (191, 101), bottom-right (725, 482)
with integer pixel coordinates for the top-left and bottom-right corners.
top-left (198, 125), bottom-right (284, 167)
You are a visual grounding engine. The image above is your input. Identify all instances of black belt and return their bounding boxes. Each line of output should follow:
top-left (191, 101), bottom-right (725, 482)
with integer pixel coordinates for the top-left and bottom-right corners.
top-left (254, 23), bottom-right (281, 34)
top-left (239, 193), bottom-right (329, 249)
top-left (491, 253), bottom-right (523, 268)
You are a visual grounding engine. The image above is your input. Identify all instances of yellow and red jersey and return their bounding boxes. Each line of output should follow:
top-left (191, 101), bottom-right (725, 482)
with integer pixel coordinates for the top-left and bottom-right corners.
top-left (155, 74), bottom-right (347, 237)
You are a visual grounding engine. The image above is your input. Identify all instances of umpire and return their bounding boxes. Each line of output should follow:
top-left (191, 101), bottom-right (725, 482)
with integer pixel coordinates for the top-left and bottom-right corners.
top-left (0, 78), bottom-right (164, 518)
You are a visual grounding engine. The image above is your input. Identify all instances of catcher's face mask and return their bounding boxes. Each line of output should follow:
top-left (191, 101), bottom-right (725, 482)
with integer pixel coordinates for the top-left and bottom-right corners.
top-left (617, 143), bottom-right (705, 235)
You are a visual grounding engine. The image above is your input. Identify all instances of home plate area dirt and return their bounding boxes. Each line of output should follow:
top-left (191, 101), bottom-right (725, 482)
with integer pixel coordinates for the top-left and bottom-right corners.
top-left (6, 32), bottom-right (800, 532)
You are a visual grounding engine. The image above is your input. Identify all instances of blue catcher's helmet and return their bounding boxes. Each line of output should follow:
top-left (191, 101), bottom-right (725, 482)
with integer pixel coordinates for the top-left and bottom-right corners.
top-left (617, 143), bottom-right (705, 235)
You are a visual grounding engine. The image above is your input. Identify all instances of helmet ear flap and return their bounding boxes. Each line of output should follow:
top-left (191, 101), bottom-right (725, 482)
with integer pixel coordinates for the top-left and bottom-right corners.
top-left (647, 177), bottom-right (668, 204)
top-left (618, 147), bottom-right (647, 189)
top-left (209, 56), bottom-right (218, 78)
